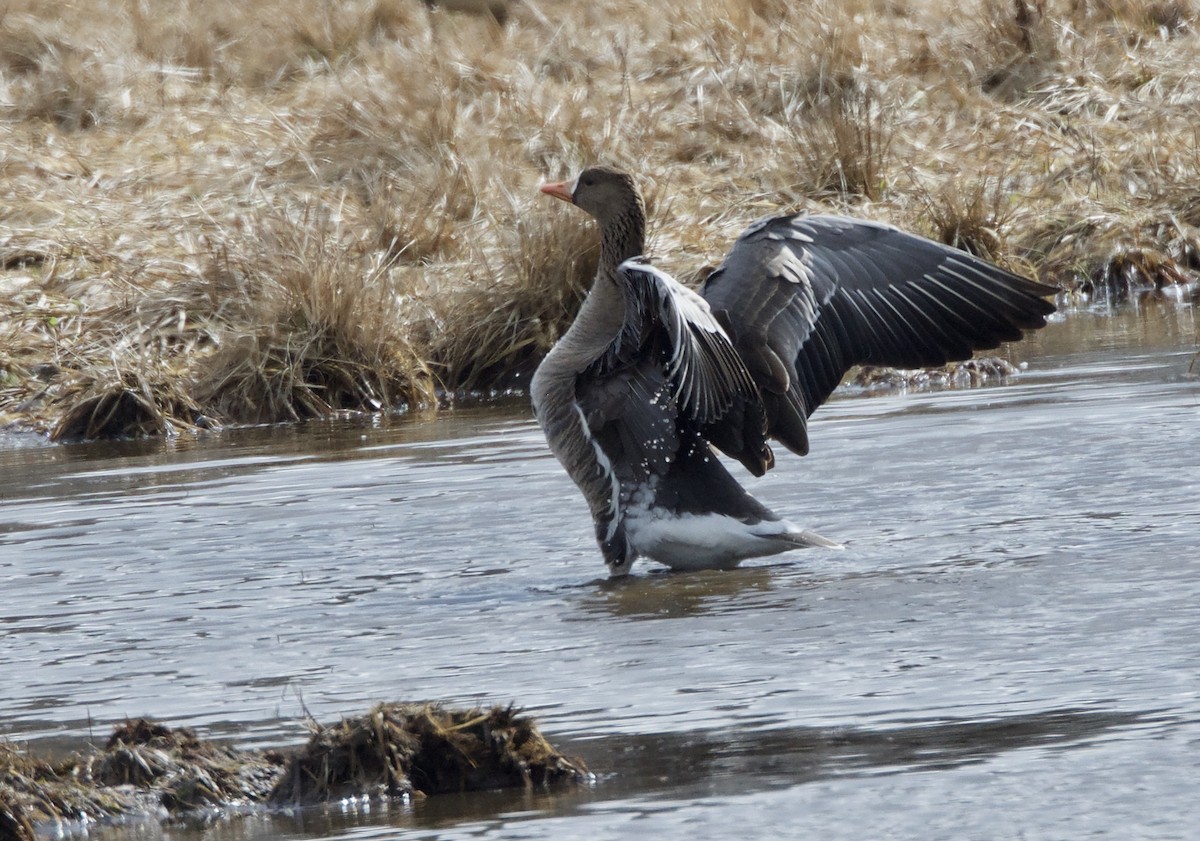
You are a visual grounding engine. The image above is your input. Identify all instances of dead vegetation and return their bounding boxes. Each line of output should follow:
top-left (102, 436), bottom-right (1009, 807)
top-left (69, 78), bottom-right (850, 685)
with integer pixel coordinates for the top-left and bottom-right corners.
top-left (191, 209), bottom-right (438, 423)
top-left (273, 702), bottom-right (584, 802)
top-left (0, 704), bottom-right (586, 841)
top-left (2, 0), bottom-right (1199, 439)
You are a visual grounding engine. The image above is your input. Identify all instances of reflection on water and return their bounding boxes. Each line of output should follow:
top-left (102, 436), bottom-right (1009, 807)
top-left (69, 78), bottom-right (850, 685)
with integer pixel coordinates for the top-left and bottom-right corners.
top-left (577, 567), bottom-right (785, 620)
top-left (574, 705), bottom-right (1165, 794)
top-left (3, 303), bottom-right (1200, 841)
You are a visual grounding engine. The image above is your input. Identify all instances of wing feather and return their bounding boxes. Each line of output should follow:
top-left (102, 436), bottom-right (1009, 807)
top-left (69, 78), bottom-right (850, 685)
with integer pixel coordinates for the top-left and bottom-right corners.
top-left (579, 259), bottom-right (773, 480)
top-left (702, 214), bottom-right (1056, 456)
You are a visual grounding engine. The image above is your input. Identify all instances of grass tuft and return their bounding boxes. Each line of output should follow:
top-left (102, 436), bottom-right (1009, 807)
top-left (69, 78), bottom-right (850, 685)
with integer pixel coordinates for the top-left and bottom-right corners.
top-left (917, 175), bottom-right (1018, 261)
top-left (51, 373), bottom-right (204, 442)
top-left (786, 83), bottom-right (895, 201)
top-left (424, 199), bottom-right (599, 394)
top-left (193, 208), bottom-right (436, 423)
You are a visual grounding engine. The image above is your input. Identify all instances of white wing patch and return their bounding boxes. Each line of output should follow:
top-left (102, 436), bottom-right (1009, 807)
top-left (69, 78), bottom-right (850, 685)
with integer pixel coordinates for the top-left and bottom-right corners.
top-left (616, 258), bottom-right (756, 424)
top-left (572, 401), bottom-right (621, 544)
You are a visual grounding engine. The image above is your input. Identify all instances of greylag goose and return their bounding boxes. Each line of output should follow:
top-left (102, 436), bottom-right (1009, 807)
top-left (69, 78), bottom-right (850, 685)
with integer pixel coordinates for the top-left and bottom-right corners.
top-left (533, 166), bottom-right (1055, 576)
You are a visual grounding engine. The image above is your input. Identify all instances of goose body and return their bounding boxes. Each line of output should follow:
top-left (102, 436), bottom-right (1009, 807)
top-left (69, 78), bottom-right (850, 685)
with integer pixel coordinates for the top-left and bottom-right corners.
top-left (533, 167), bottom-right (1055, 576)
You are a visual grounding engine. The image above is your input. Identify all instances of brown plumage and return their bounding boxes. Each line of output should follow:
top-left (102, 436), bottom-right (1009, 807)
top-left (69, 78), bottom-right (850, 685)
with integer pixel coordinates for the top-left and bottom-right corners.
top-left (533, 166), bottom-right (1056, 576)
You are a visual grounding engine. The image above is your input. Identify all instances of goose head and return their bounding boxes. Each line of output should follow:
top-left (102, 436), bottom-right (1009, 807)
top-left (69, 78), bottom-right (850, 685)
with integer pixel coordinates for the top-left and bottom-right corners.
top-left (540, 166), bottom-right (646, 267)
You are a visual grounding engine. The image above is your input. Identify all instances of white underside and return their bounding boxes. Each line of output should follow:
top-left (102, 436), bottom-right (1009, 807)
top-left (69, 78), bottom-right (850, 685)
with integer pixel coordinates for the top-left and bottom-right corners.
top-left (624, 510), bottom-right (840, 573)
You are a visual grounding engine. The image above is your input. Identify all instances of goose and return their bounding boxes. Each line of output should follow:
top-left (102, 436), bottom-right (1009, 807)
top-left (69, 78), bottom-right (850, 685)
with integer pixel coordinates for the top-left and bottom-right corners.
top-left (532, 166), bottom-right (1055, 576)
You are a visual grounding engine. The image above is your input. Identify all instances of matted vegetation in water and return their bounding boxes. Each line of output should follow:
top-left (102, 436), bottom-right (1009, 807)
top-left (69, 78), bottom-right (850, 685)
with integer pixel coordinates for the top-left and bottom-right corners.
top-left (0, 703), bottom-right (587, 840)
top-left (2, 0), bottom-right (1199, 438)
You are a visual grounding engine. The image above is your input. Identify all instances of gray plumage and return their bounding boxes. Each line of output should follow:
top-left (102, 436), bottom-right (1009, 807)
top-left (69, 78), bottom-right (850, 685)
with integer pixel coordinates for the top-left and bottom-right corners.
top-left (532, 166), bottom-right (1056, 576)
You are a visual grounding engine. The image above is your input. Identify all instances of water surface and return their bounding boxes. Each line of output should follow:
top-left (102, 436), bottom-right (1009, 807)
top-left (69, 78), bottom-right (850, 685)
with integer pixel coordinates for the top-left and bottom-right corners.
top-left (2, 302), bottom-right (1198, 839)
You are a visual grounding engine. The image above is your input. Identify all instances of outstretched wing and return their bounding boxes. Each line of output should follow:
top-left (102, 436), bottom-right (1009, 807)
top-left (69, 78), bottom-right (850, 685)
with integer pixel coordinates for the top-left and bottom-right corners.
top-left (700, 214), bottom-right (1057, 456)
top-left (578, 259), bottom-right (772, 480)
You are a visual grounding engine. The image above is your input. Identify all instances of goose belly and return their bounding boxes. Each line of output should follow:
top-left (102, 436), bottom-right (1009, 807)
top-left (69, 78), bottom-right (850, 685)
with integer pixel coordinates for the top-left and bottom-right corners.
top-left (624, 507), bottom-right (801, 571)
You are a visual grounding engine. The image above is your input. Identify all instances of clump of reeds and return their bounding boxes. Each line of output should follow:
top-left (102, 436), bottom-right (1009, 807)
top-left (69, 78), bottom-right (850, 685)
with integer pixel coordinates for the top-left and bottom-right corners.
top-left (50, 370), bottom-right (206, 442)
top-left (917, 175), bottom-right (1018, 262)
top-left (191, 207), bottom-right (436, 423)
top-left (422, 199), bottom-right (599, 394)
top-left (786, 82), bottom-right (895, 201)
top-left (273, 702), bottom-right (586, 803)
top-left (0, 261), bottom-right (216, 440)
top-left (1025, 212), bottom-right (1200, 300)
top-left (0, 703), bottom-right (585, 838)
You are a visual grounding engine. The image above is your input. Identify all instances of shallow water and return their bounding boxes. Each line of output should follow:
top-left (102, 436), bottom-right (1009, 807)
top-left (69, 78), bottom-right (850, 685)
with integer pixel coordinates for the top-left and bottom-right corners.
top-left (2, 300), bottom-right (1199, 840)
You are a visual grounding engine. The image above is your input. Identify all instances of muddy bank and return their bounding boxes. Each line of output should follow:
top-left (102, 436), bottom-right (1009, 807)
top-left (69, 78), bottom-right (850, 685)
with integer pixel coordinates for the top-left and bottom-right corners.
top-left (0, 704), bottom-right (587, 841)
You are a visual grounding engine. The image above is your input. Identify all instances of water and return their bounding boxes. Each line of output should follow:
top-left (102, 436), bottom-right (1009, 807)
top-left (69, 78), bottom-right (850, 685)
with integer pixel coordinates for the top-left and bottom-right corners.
top-left (2, 301), bottom-right (1198, 840)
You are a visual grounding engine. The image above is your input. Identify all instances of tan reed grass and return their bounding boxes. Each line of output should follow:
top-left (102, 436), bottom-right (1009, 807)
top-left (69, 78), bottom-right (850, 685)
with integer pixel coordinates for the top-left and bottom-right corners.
top-left (2, 0), bottom-right (1198, 437)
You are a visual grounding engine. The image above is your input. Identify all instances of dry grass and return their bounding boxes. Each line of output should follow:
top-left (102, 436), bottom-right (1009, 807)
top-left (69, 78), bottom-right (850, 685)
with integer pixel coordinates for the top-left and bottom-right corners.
top-left (190, 207), bottom-right (436, 423)
top-left (273, 702), bottom-right (586, 803)
top-left (2, 0), bottom-right (1199, 437)
top-left (422, 198), bottom-right (599, 393)
top-left (0, 703), bottom-right (585, 839)
top-left (916, 173), bottom-right (1020, 262)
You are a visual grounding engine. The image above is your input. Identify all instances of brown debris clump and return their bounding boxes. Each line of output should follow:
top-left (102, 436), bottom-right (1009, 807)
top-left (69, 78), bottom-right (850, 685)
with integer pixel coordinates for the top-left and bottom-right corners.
top-left (0, 705), bottom-right (586, 840)
top-left (274, 703), bottom-right (586, 803)
top-left (0, 742), bottom-right (135, 841)
top-left (1031, 214), bottom-right (1200, 302)
top-left (93, 718), bottom-right (282, 813)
